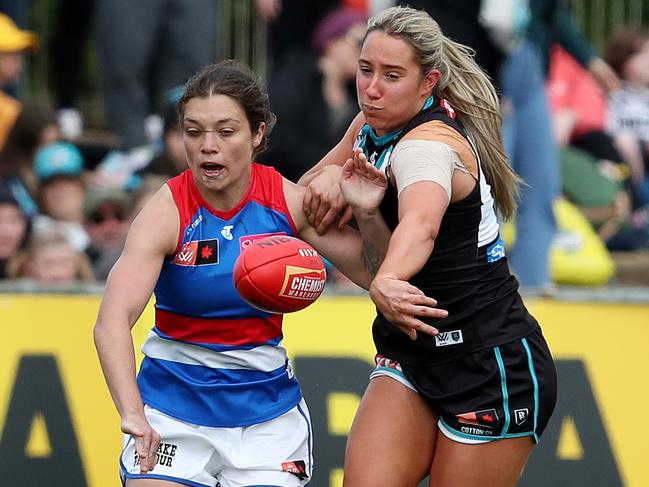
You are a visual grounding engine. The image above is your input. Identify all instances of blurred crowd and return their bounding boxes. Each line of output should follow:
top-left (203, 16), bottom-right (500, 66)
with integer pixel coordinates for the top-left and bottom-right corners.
top-left (0, 0), bottom-right (648, 290)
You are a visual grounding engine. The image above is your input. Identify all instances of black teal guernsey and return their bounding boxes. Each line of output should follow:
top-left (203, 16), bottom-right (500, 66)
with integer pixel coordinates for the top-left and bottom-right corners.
top-left (355, 97), bottom-right (539, 366)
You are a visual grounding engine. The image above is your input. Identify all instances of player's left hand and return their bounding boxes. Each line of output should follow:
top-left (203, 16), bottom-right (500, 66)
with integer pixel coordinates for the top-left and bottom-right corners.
top-left (340, 149), bottom-right (387, 213)
top-left (369, 272), bottom-right (448, 340)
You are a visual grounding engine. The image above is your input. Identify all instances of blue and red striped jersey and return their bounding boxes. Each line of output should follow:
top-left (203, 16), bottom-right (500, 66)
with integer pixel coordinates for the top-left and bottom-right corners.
top-left (137, 164), bottom-right (302, 427)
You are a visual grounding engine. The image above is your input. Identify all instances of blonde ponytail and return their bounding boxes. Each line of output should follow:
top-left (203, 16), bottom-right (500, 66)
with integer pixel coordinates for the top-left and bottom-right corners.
top-left (437, 36), bottom-right (521, 219)
top-left (367, 6), bottom-right (521, 219)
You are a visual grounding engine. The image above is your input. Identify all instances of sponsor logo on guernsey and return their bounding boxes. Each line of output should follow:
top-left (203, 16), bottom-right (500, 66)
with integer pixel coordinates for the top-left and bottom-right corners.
top-left (239, 231), bottom-right (287, 250)
top-left (279, 266), bottom-right (326, 300)
top-left (186, 214), bottom-right (203, 235)
top-left (486, 237), bottom-right (505, 263)
top-left (281, 460), bottom-right (309, 480)
top-left (456, 409), bottom-right (499, 430)
top-left (220, 224), bottom-right (234, 240)
top-left (514, 408), bottom-right (529, 425)
top-left (134, 442), bottom-right (178, 468)
top-left (172, 239), bottom-right (219, 266)
top-left (434, 329), bottom-right (463, 347)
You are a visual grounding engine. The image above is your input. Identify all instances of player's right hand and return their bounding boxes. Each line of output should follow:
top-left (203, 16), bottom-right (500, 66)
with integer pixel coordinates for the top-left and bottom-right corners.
top-left (121, 413), bottom-right (161, 475)
top-left (369, 273), bottom-right (447, 340)
top-left (303, 164), bottom-right (352, 234)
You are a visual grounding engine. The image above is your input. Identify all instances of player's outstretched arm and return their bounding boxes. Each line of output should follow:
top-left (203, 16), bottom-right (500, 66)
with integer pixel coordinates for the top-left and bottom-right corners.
top-left (285, 175), bottom-right (386, 290)
top-left (370, 180), bottom-right (450, 340)
top-left (93, 186), bottom-right (179, 474)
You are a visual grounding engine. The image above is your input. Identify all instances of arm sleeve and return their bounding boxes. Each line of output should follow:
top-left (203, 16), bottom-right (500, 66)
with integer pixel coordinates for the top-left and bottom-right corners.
top-left (389, 140), bottom-right (469, 202)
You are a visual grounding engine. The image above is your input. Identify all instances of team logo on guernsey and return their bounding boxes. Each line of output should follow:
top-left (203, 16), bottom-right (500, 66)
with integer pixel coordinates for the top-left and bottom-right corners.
top-left (456, 409), bottom-right (499, 429)
top-left (514, 408), bottom-right (529, 425)
top-left (281, 460), bottom-right (309, 480)
top-left (279, 266), bottom-right (326, 300)
top-left (172, 239), bottom-right (219, 266)
top-left (434, 329), bottom-right (463, 347)
top-left (239, 232), bottom-right (287, 250)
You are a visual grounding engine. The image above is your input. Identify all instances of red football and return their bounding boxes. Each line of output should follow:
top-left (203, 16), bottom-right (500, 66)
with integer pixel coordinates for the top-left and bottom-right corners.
top-left (233, 235), bottom-right (327, 313)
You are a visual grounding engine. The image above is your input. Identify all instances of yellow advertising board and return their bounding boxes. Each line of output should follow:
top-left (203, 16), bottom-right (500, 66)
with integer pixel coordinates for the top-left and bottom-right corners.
top-left (0, 294), bottom-right (647, 486)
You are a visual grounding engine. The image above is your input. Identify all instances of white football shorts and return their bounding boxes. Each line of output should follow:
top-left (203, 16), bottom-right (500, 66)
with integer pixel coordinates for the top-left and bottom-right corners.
top-left (120, 399), bottom-right (313, 487)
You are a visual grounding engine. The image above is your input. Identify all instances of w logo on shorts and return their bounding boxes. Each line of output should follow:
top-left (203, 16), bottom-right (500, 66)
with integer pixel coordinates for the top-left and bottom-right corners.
top-left (435, 330), bottom-right (464, 347)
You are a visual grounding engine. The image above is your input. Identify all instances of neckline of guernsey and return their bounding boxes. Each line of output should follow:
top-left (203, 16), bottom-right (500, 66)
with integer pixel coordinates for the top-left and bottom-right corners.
top-left (365, 95), bottom-right (436, 146)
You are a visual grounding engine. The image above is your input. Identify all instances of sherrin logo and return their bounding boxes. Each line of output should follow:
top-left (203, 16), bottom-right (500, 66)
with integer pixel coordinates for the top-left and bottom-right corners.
top-left (280, 266), bottom-right (326, 300)
top-left (239, 232), bottom-right (287, 250)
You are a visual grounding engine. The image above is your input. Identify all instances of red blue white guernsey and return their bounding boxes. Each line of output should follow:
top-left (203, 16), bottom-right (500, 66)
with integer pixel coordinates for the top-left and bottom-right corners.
top-left (137, 164), bottom-right (302, 427)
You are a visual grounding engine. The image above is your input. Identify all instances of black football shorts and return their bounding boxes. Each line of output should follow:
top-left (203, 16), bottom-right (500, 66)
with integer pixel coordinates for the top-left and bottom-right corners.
top-left (373, 327), bottom-right (557, 444)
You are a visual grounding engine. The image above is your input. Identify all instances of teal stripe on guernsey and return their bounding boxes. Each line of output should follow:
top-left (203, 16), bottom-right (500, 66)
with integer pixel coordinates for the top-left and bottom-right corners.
top-left (522, 337), bottom-right (540, 442)
top-left (360, 95), bottom-right (436, 171)
top-left (494, 346), bottom-right (511, 435)
top-left (364, 96), bottom-right (436, 147)
top-left (364, 124), bottom-right (402, 147)
top-left (422, 95), bottom-right (435, 110)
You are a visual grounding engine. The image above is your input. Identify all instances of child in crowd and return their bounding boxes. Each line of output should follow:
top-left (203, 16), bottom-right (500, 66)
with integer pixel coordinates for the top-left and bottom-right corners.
top-left (604, 27), bottom-right (649, 248)
top-left (6, 227), bottom-right (94, 283)
top-left (605, 27), bottom-right (649, 207)
top-left (32, 142), bottom-right (90, 251)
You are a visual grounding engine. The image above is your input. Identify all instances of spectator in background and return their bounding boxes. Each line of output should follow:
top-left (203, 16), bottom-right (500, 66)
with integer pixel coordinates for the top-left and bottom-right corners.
top-left (48, 0), bottom-right (96, 140)
top-left (254, 0), bottom-right (340, 70)
top-left (499, 0), bottom-right (620, 293)
top-left (92, 0), bottom-right (217, 189)
top-left (262, 7), bottom-right (366, 182)
top-left (547, 46), bottom-right (618, 152)
top-left (404, 0), bottom-right (507, 88)
top-left (84, 188), bottom-right (132, 280)
top-left (130, 174), bottom-right (167, 217)
top-left (32, 142), bottom-right (90, 252)
top-left (0, 181), bottom-right (29, 279)
top-left (0, 13), bottom-right (36, 147)
top-left (0, 103), bottom-right (60, 217)
top-left (137, 102), bottom-right (186, 179)
top-left (547, 45), bottom-right (634, 246)
top-left (604, 27), bottom-right (649, 210)
top-left (5, 227), bottom-right (94, 283)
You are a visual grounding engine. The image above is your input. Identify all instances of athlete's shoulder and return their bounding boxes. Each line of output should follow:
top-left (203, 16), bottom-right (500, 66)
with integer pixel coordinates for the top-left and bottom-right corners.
top-left (250, 162), bottom-right (288, 207)
top-left (127, 183), bottom-right (179, 256)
